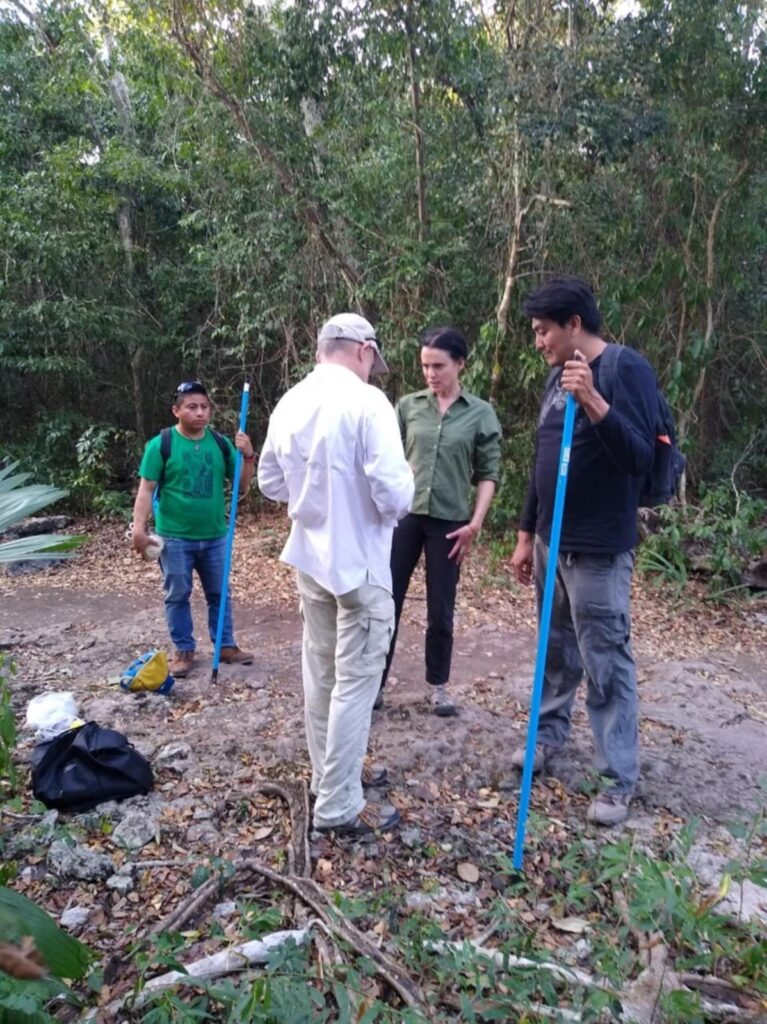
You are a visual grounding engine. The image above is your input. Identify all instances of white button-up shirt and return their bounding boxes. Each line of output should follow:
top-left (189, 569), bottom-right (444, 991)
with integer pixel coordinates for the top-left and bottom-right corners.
top-left (258, 363), bottom-right (414, 596)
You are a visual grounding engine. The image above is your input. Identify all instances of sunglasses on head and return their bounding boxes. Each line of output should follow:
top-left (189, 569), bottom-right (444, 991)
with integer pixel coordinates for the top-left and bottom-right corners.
top-left (175, 380), bottom-right (207, 396)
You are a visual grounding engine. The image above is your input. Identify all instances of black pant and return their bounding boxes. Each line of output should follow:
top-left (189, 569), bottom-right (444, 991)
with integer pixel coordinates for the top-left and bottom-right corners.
top-left (381, 513), bottom-right (465, 688)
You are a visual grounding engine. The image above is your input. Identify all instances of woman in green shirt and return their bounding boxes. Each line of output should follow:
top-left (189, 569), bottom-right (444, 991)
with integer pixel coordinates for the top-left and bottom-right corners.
top-left (377, 328), bottom-right (502, 717)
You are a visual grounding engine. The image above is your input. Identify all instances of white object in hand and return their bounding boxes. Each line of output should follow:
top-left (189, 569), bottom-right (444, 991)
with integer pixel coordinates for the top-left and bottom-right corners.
top-left (143, 534), bottom-right (165, 561)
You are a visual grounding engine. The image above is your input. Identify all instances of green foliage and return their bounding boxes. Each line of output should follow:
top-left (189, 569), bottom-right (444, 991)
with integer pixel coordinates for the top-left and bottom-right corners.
top-left (0, 888), bottom-right (93, 981)
top-left (0, 658), bottom-right (18, 796)
top-left (0, 0), bottom-right (765, 541)
top-left (0, 461), bottom-right (85, 563)
top-left (0, 888), bottom-right (94, 1024)
top-left (638, 485), bottom-right (767, 598)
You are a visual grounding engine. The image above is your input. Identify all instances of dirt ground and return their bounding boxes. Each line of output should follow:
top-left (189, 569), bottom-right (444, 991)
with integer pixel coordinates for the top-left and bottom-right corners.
top-left (3, 514), bottom-right (766, 827)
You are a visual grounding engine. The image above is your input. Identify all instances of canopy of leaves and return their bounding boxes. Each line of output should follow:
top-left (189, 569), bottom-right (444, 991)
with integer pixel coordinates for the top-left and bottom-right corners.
top-left (0, 0), bottom-right (765, 518)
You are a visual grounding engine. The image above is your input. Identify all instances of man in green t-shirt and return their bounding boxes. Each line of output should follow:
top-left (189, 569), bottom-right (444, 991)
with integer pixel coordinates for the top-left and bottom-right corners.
top-left (131, 381), bottom-right (256, 678)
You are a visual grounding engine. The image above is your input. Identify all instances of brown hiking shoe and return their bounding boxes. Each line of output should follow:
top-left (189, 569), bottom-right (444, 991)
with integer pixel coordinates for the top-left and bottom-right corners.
top-left (511, 742), bottom-right (551, 773)
top-left (170, 650), bottom-right (194, 678)
top-left (361, 761), bottom-right (388, 788)
top-left (316, 802), bottom-right (400, 838)
top-left (219, 646), bottom-right (254, 665)
top-left (587, 791), bottom-right (631, 827)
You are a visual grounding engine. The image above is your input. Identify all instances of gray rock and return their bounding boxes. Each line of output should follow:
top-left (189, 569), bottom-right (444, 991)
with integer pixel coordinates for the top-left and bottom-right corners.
top-left (186, 822), bottom-right (220, 845)
top-left (81, 696), bottom-right (125, 723)
top-left (6, 558), bottom-right (62, 576)
top-left (10, 515), bottom-right (74, 538)
top-left (106, 872), bottom-right (135, 894)
top-left (156, 741), bottom-right (195, 774)
top-left (405, 886), bottom-right (479, 910)
top-left (6, 810), bottom-right (60, 856)
top-left (400, 827), bottom-right (423, 849)
top-left (48, 840), bottom-right (114, 881)
top-left (73, 801), bottom-right (122, 829)
top-left (688, 829), bottom-right (767, 925)
top-left (274, 736), bottom-right (298, 760)
top-left (60, 906), bottom-right (90, 929)
top-left (112, 810), bottom-right (159, 852)
top-left (213, 901), bottom-right (237, 920)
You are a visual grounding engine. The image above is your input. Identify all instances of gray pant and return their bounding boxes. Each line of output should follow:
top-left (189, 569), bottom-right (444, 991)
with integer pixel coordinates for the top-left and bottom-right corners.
top-left (534, 538), bottom-right (639, 795)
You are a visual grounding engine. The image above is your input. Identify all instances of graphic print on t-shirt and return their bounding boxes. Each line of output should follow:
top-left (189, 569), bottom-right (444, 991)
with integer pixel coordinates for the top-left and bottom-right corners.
top-left (539, 371), bottom-right (567, 426)
top-left (181, 449), bottom-right (214, 499)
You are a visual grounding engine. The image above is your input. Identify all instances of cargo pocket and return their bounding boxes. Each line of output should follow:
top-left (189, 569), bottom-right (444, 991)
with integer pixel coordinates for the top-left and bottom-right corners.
top-left (362, 613), bottom-right (394, 666)
top-left (582, 604), bottom-right (630, 705)
top-left (584, 604), bottom-right (627, 647)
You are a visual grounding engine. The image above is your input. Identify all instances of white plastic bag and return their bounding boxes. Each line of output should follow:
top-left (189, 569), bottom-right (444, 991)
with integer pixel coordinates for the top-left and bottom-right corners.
top-left (25, 691), bottom-right (80, 740)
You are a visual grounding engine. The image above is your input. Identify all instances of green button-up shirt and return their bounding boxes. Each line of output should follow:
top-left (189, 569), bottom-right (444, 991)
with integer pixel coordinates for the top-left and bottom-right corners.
top-left (397, 389), bottom-right (502, 522)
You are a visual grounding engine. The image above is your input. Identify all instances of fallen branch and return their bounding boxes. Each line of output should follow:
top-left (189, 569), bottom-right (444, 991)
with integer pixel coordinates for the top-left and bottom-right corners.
top-left (236, 859), bottom-right (424, 1010)
top-left (254, 780), bottom-right (311, 879)
top-left (0, 809), bottom-right (45, 820)
top-left (150, 875), bottom-right (220, 937)
top-left (113, 929), bottom-right (308, 1012)
top-left (677, 973), bottom-right (764, 1013)
top-left (427, 939), bottom-right (613, 992)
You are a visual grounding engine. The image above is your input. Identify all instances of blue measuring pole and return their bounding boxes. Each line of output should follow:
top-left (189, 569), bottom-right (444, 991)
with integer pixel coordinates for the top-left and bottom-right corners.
top-left (212, 382), bottom-right (251, 683)
top-left (512, 392), bottom-right (576, 869)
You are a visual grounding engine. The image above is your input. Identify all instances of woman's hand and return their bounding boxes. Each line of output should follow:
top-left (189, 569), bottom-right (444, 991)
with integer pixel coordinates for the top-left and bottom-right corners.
top-left (446, 522), bottom-right (478, 564)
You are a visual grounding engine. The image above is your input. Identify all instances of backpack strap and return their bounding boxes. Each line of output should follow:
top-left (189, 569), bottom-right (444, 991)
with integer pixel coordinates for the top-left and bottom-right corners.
top-left (152, 427), bottom-right (173, 514)
top-left (154, 426), bottom-right (232, 510)
top-left (594, 342), bottom-right (624, 403)
top-left (209, 429), bottom-right (234, 473)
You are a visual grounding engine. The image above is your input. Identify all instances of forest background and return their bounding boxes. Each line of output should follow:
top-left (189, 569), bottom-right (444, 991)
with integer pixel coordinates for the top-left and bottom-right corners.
top-left (1, 0), bottom-right (765, 571)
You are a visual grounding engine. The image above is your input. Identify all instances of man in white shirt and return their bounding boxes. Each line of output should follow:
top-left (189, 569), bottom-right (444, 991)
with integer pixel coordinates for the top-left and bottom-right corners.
top-left (258, 313), bottom-right (414, 837)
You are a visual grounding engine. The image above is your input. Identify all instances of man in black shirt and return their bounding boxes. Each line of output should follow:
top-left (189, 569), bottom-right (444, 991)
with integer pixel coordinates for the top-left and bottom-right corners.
top-left (510, 277), bottom-right (657, 826)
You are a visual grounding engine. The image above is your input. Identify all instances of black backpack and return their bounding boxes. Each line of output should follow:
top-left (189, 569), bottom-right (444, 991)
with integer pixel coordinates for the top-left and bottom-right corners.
top-left (596, 344), bottom-right (685, 508)
top-left (30, 722), bottom-right (154, 812)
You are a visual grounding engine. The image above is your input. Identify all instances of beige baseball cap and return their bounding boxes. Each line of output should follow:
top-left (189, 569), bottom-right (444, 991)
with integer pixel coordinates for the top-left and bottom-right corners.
top-left (318, 313), bottom-right (388, 375)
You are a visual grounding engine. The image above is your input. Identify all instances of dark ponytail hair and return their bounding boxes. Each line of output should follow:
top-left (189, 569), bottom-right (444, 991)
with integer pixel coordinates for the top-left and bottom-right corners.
top-left (420, 327), bottom-right (468, 362)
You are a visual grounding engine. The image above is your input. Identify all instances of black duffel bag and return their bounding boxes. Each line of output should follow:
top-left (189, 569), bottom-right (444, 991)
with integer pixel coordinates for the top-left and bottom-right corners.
top-left (31, 722), bottom-right (154, 812)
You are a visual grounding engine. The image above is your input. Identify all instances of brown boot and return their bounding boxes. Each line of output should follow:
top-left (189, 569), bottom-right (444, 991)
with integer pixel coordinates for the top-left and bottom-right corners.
top-left (219, 646), bottom-right (254, 665)
top-left (170, 650), bottom-right (194, 678)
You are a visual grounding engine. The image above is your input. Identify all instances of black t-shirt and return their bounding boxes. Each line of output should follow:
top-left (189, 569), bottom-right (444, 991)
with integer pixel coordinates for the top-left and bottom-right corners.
top-left (520, 347), bottom-right (658, 554)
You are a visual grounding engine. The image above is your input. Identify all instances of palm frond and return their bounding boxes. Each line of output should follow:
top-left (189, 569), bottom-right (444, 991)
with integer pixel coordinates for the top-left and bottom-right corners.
top-left (0, 459), bottom-right (84, 564)
top-left (0, 535), bottom-right (86, 564)
top-left (0, 487), bottom-right (70, 533)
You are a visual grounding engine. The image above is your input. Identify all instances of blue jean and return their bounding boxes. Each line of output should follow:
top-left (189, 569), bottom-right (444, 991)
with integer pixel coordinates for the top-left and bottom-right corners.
top-left (159, 536), bottom-right (234, 652)
top-left (534, 538), bottom-right (639, 796)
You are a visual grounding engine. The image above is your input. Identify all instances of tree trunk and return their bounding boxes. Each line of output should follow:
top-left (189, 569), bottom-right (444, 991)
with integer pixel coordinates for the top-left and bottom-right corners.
top-left (403, 6), bottom-right (428, 244)
top-left (171, 0), bottom-right (363, 298)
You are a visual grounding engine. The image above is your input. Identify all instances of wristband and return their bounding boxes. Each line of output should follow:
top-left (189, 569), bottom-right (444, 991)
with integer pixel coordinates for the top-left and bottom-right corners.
top-left (243, 453), bottom-right (256, 462)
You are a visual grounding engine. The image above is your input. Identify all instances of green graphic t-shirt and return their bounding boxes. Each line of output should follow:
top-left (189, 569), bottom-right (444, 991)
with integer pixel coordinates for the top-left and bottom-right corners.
top-left (139, 427), bottom-right (235, 540)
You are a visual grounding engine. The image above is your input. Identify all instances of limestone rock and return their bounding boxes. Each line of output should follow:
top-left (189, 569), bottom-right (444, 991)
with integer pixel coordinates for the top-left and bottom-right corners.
top-left (60, 906), bottom-right (90, 929)
top-left (112, 810), bottom-right (159, 852)
top-left (48, 840), bottom-right (114, 881)
top-left (155, 742), bottom-right (195, 775)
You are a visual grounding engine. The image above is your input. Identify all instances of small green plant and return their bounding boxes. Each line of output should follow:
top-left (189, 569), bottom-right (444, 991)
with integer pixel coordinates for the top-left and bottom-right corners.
top-left (71, 425), bottom-right (135, 517)
top-left (0, 657), bottom-right (18, 796)
top-left (638, 483), bottom-right (767, 599)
